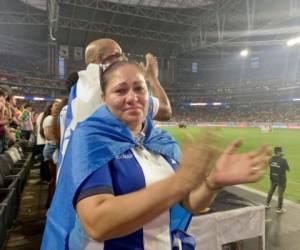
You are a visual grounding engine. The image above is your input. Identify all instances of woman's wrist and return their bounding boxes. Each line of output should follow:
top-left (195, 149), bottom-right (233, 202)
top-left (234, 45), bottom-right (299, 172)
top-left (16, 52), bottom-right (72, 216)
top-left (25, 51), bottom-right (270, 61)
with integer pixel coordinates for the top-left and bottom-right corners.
top-left (205, 175), bottom-right (222, 192)
top-left (175, 170), bottom-right (200, 192)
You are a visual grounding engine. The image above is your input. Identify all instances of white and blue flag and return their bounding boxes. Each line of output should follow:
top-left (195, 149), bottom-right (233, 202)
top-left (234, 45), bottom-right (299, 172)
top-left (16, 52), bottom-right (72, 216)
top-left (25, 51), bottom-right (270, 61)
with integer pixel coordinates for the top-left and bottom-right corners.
top-left (41, 105), bottom-right (194, 250)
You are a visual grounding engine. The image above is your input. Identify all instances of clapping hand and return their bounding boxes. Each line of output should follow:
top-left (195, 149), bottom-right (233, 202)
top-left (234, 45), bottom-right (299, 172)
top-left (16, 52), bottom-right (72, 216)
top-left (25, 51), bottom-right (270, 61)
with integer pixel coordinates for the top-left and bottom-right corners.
top-left (178, 130), bottom-right (220, 188)
top-left (140, 53), bottom-right (159, 83)
top-left (208, 140), bottom-right (272, 189)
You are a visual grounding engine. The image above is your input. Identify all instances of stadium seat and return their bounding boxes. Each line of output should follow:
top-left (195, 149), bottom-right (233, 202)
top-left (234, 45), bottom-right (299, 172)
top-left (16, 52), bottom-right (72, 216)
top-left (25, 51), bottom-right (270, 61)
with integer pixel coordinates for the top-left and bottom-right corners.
top-left (0, 205), bottom-right (8, 249)
top-left (0, 170), bottom-right (20, 207)
top-left (4, 149), bottom-right (31, 180)
top-left (0, 186), bottom-right (18, 230)
top-left (0, 154), bottom-right (26, 192)
top-left (0, 173), bottom-right (19, 197)
top-left (3, 151), bottom-right (25, 169)
top-left (14, 143), bottom-right (33, 166)
top-left (17, 140), bottom-right (34, 153)
top-left (7, 148), bottom-right (21, 162)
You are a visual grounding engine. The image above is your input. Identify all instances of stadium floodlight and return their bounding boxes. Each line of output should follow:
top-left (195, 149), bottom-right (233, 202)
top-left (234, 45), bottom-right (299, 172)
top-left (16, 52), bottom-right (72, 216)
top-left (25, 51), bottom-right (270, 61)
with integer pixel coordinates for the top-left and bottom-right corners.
top-left (14, 95), bottom-right (57, 101)
top-left (293, 98), bottom-right (300, 101)
top-left (240, 49), bottom-right (249, 57)
top-left (287, 36), bottom-right (300, 47)
top-left (212, 102), bottom-right (222, 106)
top-left (14, 95), bottom-right (25, 100)
top-left (33, 97), bottom-right (45, 101)
top-left (190, 103), bottom-right (207, 106)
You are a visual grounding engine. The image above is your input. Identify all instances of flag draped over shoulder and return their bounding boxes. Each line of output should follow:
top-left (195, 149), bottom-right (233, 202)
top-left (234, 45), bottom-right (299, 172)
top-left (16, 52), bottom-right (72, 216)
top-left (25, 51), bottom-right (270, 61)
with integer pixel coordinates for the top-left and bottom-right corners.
top-left (58, 63), bottom-right (103, 179)
top-left (41, 105), bottom-right (193, 250)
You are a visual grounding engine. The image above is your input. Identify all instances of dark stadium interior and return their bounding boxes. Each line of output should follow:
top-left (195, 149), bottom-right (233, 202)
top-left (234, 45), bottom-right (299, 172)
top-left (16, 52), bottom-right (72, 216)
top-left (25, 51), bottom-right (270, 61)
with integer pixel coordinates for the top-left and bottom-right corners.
top-left (1, 0), bottom-right (300, 249)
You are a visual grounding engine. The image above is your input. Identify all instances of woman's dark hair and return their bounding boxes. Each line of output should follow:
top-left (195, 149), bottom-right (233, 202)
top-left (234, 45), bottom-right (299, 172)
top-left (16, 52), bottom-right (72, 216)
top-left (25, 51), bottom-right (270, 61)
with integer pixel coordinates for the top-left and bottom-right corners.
top-left (100, 61), bottom-right (144, 94)
top-left (66, 72), bottom-right (79, 93)
top-left (39, 102), bottom-right (54, 139)
top-left (24, 103), bottom-right (32, 109)
top-left (51, 97), bottom-right (68, 146)
top-left (0, 89), bottom-right (5, 97)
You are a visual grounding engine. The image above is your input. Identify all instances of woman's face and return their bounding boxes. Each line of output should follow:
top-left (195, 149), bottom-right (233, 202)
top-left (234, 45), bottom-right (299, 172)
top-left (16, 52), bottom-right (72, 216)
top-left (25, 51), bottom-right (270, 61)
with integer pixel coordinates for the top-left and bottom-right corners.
top-left (0, 95), bottom-right (5, 103)
top-left (51, 101), bottom-right (60, 115)
top-left (10, 96), bottom-right (16, 106)
top-left (103, 64), bottom-right (149, 131)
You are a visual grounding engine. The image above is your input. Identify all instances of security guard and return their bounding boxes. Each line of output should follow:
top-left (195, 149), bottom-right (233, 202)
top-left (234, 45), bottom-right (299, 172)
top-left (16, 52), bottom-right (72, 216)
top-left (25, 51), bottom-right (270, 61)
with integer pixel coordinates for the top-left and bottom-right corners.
top-left (266, 147), bottom-right (290, 213)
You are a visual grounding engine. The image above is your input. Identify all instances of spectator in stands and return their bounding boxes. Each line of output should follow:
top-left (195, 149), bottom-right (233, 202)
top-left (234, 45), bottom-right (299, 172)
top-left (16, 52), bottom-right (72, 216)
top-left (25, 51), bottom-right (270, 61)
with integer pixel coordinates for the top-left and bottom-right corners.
top-left (1, 86), bottom-right (16, 146)
top-left (4, 95), bottom-right (13, 125)
top-left (40, 97), bottom-right (69, 209)
top-left (50, 97), bottom-right (69, 168)
top-left (52, 97), bottom-right (69, 150)
top-left (40, 101), bottom-right (59, 208)
top-left (8, 95), bottom-right (20, 129)
top-left (266, 147), bottom-right (290, 213)
top-left (0, 89), bottom-right (7, 153)
top-left (31, 110), bottom-right (38, 130)
top-left (42, 60), bottom-right (271, 249)
top-left (36, 111), bottom-right (48, 182)
top-left (19, 103), bottom-right (33, 140)
top-left (52, 72), bottom-right (78, 171)
top-left (6, 127), bottom-right (16, 147)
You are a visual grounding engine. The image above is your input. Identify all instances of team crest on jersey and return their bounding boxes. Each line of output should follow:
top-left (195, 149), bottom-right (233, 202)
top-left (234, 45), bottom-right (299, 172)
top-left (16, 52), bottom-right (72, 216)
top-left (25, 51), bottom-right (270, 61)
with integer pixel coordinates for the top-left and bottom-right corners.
top-left (116, 153), bottom-right (133, 159)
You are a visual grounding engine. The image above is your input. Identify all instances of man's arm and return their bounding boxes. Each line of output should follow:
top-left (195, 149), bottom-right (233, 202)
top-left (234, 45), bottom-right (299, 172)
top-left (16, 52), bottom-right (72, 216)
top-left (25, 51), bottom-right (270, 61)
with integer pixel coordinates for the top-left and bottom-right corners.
top-left (284, 159), bottom-right (290, 171)
top-left (0, 103), bottom-right (8, 126)
top-left (0, 119), bottom-right (8, 126)
top-left (148, 77), bottom-right (172, 121)
top-left (142, 53), bottom-right (172, 121)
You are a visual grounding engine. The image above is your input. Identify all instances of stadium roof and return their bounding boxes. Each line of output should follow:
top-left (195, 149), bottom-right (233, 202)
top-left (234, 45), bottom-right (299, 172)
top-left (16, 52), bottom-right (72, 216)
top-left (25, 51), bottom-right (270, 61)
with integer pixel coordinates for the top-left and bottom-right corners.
top-left (20, 0), bottom-right (216, 10)
top-left (0, 0), bottom-right (300, 59)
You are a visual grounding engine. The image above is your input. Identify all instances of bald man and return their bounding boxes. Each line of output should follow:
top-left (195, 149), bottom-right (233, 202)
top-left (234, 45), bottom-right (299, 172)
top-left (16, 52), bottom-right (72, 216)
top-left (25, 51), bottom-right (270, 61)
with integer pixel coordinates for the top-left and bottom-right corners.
top-left (85, 38), bottom-right (124, 66)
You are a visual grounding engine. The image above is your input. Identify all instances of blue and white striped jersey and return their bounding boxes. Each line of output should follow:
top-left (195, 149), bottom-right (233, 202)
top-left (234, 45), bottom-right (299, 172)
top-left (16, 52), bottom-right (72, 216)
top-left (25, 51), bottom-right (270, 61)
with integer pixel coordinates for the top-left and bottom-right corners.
top-left (69, 146), bottom-right (178, 250)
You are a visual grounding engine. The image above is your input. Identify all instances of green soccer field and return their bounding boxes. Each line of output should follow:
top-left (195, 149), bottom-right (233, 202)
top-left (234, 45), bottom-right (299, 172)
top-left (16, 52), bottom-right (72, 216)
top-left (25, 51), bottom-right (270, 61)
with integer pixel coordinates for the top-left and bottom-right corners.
top-left (163, 127), bottom-right (300, 203)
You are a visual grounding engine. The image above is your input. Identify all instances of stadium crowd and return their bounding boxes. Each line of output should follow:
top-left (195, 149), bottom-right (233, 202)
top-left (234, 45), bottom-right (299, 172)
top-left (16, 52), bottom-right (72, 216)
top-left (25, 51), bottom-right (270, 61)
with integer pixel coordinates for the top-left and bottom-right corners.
top-left (0, 85), bottom-right (41, 153)
top-left (170, 102), bottom-right (300, 123)
top-left (167, 79), bottom-right (300, 101)
top-left (0, 69), bottom-right (65, 89)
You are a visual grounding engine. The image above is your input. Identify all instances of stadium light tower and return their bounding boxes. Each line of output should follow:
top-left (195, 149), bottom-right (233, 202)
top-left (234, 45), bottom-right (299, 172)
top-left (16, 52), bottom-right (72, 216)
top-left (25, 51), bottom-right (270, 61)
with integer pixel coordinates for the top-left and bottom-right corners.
top-left (286, 36), bottom-right (300, 47)
top-left (240, 49), bottom-right (249, 57)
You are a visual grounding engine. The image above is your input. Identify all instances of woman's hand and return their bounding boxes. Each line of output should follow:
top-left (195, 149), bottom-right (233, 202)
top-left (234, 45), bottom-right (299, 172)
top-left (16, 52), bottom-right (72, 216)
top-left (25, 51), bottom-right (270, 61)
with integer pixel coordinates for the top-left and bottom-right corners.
top-left (207, 140), bottom-right (272, 189)
top-left (177, 130), bottom-right (220, 189)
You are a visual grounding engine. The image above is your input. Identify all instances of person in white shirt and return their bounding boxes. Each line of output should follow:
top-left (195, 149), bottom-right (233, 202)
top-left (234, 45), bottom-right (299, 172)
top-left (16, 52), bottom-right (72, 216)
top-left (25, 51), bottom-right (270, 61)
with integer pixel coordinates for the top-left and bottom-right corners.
top-left (35, 112), bottom-right (49, 182)
top-left (19, 103), bottom-right (33, 140)
top-left (40, 101), bottom-right (59, 208)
